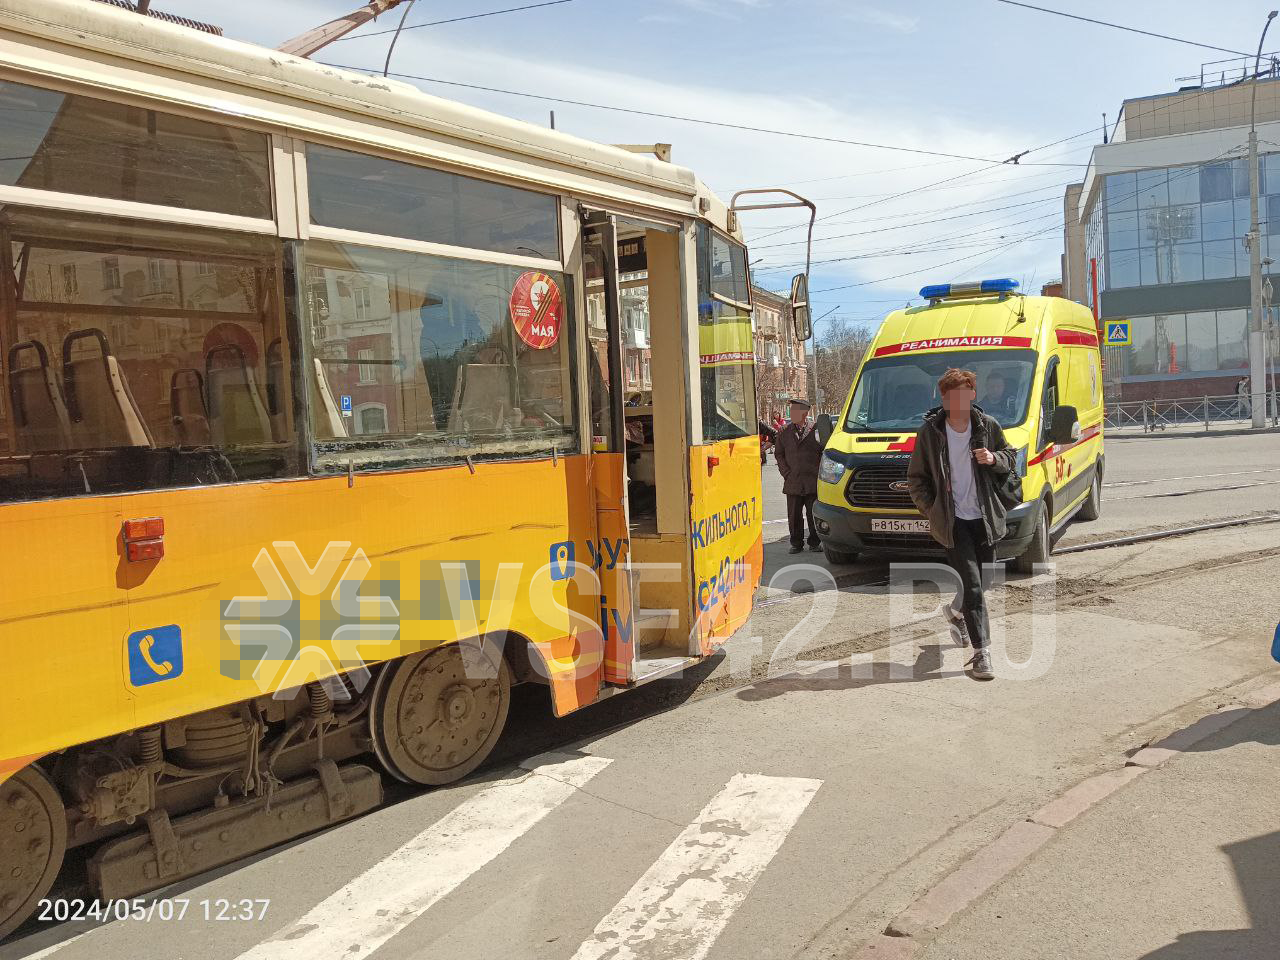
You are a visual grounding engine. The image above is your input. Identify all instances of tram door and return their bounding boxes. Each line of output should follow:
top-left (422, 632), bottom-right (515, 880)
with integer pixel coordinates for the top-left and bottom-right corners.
top-left (581, 214), bottom-right (635, 684)
top-left (582, 211), bottom-right (694, 685)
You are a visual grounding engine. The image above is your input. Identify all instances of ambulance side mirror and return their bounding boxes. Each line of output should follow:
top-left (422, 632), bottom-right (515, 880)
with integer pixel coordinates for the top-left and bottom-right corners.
top-left (1049, 405), bottom-right (1080, 445)
top-left (815, 413), bottom-right (833, 446)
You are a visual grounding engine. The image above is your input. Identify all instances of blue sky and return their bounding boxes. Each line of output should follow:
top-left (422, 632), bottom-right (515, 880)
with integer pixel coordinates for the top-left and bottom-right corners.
top-left (159, 0), bottom-right (1274, 335)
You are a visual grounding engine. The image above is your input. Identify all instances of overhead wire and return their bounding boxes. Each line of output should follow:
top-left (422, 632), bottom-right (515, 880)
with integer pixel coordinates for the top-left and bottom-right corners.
top-left (751, 72), bottom-right (1270, 245)
top-left (768, 209), bottom-right (1068, 269)
top-left (993, 1), bottom-right (1251, 58)
top-left (807, 144), bottom-right (1249, 295)
top-left (756, 193), bottom-right (1067, 250)
top-left (746, 125), bottom-right (1104, 244)
top-left (753, 174), bottom-right (1076, 237)
top-left (323, 62), bottom-right (1093, 167)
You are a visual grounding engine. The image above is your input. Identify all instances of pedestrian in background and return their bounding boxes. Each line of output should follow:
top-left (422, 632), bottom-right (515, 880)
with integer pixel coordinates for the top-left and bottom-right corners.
top-left (1237, 376), bottom-right (1251, 418)
top-left (759, 417), bottom-right (777, 465)
top-left (775, 397), bottom-right (823, 554)
top-left (905, 369), bottom-right (1017, 680)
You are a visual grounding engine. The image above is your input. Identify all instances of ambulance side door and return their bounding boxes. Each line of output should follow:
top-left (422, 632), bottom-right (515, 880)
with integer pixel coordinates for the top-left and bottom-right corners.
top-left (1035, 355), bottom-right (1070, 522)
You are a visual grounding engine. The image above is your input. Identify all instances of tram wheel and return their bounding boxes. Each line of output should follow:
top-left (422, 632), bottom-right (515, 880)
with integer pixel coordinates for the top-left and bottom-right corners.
top-left (370, 643), bottom-right (511, 786)
top-left (0, 764), bottom-right (67, 940)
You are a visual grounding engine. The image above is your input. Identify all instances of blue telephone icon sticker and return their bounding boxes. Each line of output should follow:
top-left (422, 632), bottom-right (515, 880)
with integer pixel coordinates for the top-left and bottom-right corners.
top-left (128, 625), bottom-right (184, 686)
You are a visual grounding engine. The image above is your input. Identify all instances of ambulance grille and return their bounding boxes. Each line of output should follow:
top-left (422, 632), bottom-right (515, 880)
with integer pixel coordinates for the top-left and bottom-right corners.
top-left (845, 464), bottom-right (915, 510)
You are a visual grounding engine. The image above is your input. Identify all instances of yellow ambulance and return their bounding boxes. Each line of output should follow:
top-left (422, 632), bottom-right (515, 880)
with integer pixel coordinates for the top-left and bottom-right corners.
top-left (814, 279), bottom-right (1104, 572)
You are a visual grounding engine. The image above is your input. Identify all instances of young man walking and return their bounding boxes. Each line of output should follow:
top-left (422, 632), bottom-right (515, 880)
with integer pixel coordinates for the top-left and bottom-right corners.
top-left (775, 397), bottom-right (823, 555)
top-left (906, 369), bottom-right (1018, 680)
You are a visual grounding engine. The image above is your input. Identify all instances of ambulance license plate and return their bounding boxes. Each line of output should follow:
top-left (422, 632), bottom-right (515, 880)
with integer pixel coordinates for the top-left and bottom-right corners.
top-left (870, 518), bottom-right (931, 533)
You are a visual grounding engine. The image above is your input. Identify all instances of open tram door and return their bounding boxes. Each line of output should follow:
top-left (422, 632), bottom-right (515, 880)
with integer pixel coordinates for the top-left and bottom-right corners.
top-left (579, 208), bottom-right (699, 686)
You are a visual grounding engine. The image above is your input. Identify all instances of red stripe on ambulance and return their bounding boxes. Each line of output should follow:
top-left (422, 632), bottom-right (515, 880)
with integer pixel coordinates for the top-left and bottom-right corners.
top-left (1055, 328), bottom-right (1099, 347)
top-left (874, 335), bottom-right (1033, 357)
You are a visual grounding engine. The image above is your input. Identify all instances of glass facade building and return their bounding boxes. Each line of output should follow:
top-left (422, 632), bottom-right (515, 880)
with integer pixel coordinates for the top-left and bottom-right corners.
top-left (1086, 154), bottom-right (1280, 393)
top-left (1098, 156), bottom-right (1280, 290)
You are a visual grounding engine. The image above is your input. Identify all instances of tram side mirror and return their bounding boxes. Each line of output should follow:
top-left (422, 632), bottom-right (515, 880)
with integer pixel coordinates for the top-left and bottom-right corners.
top-left (1049, 405), bottom-right (1081, 445)
top-left (790, 273), bottom-right (812, 342)
top-left (815, 413), bottom-right (834, 446)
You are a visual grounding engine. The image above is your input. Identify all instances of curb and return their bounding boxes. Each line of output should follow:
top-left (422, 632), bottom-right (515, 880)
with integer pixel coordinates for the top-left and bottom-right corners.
top-left (1108, 425), bottom-right (1280, 440)
top-left (850, 676), bottom-right (1280, 959)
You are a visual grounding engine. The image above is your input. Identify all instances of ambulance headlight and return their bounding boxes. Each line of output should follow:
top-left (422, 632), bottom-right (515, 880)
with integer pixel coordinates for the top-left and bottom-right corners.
top-left (818, 453), bottom-right (847, 485)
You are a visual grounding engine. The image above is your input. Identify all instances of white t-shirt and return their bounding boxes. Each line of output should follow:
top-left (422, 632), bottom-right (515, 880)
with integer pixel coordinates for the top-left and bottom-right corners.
top-left (945, 421), bottom-right (983, 521)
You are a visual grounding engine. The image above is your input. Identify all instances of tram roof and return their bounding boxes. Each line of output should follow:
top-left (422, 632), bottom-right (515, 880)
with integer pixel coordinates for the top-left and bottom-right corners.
top-left (0, 0), bottom-right (736, 233)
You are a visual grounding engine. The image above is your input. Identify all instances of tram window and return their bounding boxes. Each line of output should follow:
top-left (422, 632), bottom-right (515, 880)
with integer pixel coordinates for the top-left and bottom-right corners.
top-left (696, 225), bottom-right (756, 441)
top-left (298, 240), bottom-right (577, 473)
top-left (306, 144), bottom-right (560, 259)
top-left (0, 80), bottom-right (271, 219)
top-left (0, 207), bottom-right (299, 504)
top-left (709, 230), bottom-right (752, 309)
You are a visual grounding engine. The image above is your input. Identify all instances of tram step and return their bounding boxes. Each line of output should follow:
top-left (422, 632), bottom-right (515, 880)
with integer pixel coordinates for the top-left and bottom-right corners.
top-left (633, 646), bottom-right (699, 684)
top-left (635, 608), bottom-right (678, 650)
top-left (89, 761), bottom-right (382, 901)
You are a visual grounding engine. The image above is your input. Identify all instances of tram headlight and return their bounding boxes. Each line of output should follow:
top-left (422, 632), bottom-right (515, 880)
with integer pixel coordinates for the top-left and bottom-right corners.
top-left (818, 453), bottom-right (847, 485)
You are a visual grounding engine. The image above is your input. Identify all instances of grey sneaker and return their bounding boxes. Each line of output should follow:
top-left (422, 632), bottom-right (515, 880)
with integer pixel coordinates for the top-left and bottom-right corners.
top-left (969, 648), bottom-right (995, 680)
top-left (945, 605), bottom-right (968, 647)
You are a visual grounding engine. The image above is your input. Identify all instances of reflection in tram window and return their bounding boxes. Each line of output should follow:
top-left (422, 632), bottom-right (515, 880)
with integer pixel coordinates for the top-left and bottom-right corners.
top-left (298, 240), bottom-right (577, 473)
top-left (0, 207), bottom-right (296, 503)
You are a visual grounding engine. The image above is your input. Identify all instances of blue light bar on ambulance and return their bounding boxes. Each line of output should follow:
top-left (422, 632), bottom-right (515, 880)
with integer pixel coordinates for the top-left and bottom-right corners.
top-left (919, 278), bottom-right (1020, 302)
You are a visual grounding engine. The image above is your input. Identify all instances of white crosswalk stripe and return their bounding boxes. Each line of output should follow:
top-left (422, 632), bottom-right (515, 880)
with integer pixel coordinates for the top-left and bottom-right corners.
top-left (569, 773), bottom-right (822, 960)
top-left (232, 752), bottom-right (612, 960)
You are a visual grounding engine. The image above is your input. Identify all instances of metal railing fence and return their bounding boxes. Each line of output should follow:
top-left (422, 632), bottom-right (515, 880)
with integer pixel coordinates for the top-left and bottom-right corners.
top-left (1104, 392), bottom-right (1280, 432)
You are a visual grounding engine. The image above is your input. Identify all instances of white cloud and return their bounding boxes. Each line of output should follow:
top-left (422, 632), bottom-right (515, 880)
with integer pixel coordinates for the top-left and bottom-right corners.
top-left (664, 0), bottom-right (770, 18)
top-left (842, 5), bottom-right (920, 34)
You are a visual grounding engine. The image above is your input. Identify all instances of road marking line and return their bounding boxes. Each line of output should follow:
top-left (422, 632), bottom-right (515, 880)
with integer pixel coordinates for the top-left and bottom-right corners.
top-left (17, 931), bottom-right (89, 960)
top-left (234, 753), bottom-right (612, 960)
top-left (570, 773), bottom-right (822, 960)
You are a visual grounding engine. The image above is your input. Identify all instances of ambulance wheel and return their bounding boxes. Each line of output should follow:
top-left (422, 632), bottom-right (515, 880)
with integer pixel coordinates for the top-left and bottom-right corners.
top-left (1013, 498), bottom-right (1052, 574)
top-left (823, 545), bottom-right (859, 566)
top-left (1078, 469), bottom-right (1102, 521)
top-left (370, 643), bottom-right (511, 786)
top-left (0, 764), bottom-right (66, 940)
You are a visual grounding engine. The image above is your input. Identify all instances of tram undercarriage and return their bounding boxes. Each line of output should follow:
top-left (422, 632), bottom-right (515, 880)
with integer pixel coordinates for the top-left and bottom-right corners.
top-left (0, 643), bottom-right (512, 939)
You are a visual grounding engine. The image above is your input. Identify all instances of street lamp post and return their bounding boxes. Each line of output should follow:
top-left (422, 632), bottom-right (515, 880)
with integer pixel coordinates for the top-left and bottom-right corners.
top-left (810, 305), bottom-right (839, 411)
top-left (1247, 10), bottom-right (1278, 429)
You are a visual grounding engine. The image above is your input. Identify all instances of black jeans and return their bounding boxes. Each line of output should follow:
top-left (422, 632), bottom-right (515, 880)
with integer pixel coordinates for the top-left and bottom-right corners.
top-left (946, 517), bottom-right (993, 649)
top-left (787, 493), bottom-right (819, 548)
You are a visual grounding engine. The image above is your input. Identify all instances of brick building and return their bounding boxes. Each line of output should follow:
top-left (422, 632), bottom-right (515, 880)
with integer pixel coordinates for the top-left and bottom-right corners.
top-left (751, 285), bottom-right (808, 419)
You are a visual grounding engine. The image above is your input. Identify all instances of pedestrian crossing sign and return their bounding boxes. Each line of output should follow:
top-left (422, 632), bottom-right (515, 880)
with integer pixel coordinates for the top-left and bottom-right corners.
top-left (1105, 321), bottom-right (1131, 345)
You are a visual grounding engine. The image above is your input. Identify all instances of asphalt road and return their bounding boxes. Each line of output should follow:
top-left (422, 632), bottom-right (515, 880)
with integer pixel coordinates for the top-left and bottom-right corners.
top-left (5, 432), bottom-right (1279, 960)
top-left (758, 429), bottom-right (1280, 579)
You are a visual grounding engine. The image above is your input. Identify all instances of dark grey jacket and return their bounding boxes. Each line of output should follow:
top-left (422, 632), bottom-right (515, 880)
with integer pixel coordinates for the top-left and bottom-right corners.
top-left (905, 405), bottom-right (1017, 548)
top-left (775, 422), bottom-right (823, 496)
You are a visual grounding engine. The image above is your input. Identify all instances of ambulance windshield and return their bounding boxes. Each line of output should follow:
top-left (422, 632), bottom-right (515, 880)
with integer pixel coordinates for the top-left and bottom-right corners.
top-left (844, 349), bottom-right (1037, 432)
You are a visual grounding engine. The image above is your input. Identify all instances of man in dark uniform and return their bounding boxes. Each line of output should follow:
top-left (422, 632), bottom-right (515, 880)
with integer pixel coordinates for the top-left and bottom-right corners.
top-left (774, 397), bottom-right (823, 554)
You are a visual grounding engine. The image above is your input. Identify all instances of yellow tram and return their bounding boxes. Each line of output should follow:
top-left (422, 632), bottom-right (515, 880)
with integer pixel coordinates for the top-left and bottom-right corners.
top-left (0, 0), bottom-right (807, 936)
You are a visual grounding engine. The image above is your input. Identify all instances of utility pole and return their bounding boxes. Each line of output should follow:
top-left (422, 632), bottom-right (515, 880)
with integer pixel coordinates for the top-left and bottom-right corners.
top-left (1247, 11), bottom-right (1277, 429)
top-left (1265, 274), bottom-right (1277, 421)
